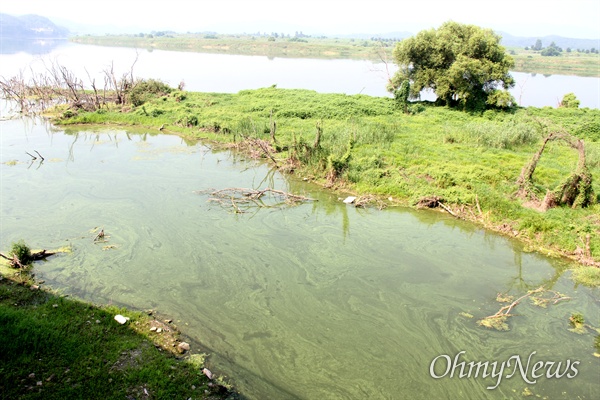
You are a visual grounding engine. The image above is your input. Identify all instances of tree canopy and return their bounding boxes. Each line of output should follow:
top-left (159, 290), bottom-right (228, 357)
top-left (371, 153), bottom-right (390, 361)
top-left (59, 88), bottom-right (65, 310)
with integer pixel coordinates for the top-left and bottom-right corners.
top-left (389, 21), bottom-right (515, 111)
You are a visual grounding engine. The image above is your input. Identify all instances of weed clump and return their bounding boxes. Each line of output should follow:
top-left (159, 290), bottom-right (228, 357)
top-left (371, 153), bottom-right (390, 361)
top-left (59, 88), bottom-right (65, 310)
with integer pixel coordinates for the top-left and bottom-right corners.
top-left (129, 79), bottom-right (172, 107)
top-left (8, 240), bottom-right (32, 266)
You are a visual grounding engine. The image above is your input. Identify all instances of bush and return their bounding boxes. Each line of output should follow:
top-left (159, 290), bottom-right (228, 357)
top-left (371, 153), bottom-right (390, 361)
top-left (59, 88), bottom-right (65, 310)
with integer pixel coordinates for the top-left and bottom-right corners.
top-left (560, 93), bottom-right (580, 109)
top-left (129, 79), bottom-right (172, 107)
top-left (62, 110), bottom-right (76, 119)
top-left (8, 240), bottom-right (32, 265)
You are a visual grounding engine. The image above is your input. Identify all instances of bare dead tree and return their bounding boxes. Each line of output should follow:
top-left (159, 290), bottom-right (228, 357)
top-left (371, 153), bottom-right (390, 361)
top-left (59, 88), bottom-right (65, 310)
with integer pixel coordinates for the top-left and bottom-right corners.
top-left (369, 41), bottom-right (396, 91)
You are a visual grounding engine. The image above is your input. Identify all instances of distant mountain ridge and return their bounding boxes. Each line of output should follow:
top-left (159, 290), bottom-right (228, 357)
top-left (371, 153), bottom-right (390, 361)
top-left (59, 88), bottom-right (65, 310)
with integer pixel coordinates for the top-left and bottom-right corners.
top-left (498, 32), bottom-right (598, 50)
top-left (0, 13), bottom-right (69, 38)
top-left (365, 30), bottom-right (597, 50)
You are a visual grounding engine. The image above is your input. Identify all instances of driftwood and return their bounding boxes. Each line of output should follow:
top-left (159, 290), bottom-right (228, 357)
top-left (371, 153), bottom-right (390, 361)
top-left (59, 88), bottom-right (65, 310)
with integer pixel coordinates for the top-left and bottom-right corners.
top-left (353, 195), bottom-right (387, 210)
top-left (195, 187), bottom-right (316, 213)
top-left (415, 196), bottom-right (460, 218)
top-left (0, 249), bottom-right (56, 269)
top-left (94, 229), bottom-right (105, 242)
top-left (477, 287), bottom-right (571, 330)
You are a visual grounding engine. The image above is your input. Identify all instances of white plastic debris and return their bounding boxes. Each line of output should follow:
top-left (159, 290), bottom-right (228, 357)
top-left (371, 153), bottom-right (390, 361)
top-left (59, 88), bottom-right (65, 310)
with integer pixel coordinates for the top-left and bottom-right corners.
top-left (114, 314), bottom-right (130, 325)
top-left (202, 368), bottom-right (213, 380)
top-left (343, 196), bottom-right (356, 204)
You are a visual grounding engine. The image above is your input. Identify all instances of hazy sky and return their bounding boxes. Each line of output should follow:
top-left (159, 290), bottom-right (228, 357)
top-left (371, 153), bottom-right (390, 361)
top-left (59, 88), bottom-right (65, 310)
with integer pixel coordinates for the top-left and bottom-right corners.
top-left (2, 0), bottom-right (599, 38)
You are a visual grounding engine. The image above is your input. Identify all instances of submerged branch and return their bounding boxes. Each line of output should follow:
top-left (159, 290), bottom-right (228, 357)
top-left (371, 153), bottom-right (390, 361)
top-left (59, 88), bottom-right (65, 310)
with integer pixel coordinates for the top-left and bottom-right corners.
top-left (477, 287), bottom-right (571, 331)
top-left (195, 187), bottom-right (316, 213)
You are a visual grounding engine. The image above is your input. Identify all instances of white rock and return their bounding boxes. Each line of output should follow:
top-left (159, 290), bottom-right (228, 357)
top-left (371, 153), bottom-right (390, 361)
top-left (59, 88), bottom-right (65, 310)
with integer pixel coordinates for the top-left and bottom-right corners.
top-left (202, 368), bottom-right (213, 380)
top-left (343, 196), bottom-right (356, 204)
top-left (114, 314), bottom-right (129, 325)
top-left (150, 326), bottom-right (157, 332)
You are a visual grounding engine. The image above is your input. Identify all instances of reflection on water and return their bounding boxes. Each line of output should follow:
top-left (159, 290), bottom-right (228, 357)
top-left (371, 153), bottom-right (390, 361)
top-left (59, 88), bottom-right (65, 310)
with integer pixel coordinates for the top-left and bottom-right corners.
top-left (0, 38), bottom-right (68, 55)
top-left (1, 119), bottom-right (599, 399)
top-left (0, 40), bottom-right (598, 108)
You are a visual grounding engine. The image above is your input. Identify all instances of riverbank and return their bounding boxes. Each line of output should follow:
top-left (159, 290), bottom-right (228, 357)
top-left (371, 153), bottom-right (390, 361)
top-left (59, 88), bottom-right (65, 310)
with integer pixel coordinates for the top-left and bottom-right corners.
top-left (50, 87), bottom-right (600, 284)
top-left (70, 34), bottom-right (600, 77)
top-left (0, 260), bottom-right (239, 399)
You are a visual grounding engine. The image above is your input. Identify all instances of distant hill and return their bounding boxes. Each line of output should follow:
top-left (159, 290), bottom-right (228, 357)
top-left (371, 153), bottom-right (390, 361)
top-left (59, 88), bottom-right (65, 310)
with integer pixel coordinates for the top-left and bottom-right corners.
top-left (0, 13), bottom-right (69, 38)
top-left (497, 32), bottom-right (597, 50)
top-left (345, 31), bottom-right (598, 50)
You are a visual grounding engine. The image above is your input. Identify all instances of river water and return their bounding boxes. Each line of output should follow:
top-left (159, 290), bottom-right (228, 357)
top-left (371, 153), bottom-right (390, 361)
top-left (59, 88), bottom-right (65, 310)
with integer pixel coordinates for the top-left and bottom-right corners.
top-left (0, 39), bottom-right (599, 108)
top-left (0, 116), bottom-right (598, 399)
top-left (1, 40), bottom-right (599, 399)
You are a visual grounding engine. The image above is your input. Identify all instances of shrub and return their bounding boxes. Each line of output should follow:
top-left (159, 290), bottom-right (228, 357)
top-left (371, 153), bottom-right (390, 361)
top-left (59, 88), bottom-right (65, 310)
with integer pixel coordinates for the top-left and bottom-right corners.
top-left (560, 93), bottom-right (580, 109)
top-left (62, 110), bottom-right (76, 119)
top-left (129, 79), bottom-right (172, 107)
top-left (8, 240), bottom-right (32, 265)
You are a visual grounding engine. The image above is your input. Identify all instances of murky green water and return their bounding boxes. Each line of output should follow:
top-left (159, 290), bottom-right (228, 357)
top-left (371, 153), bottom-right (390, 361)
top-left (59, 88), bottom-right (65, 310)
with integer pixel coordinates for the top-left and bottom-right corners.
top-left (1, 117), bottom-right (598, 399)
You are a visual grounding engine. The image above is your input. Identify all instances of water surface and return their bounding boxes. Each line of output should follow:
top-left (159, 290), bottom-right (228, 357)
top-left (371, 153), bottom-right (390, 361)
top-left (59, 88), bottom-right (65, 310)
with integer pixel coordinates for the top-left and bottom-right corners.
top-left (1, 117), bottom-right (598, 399)
top-left (0, 40), bottom-right (598, 108)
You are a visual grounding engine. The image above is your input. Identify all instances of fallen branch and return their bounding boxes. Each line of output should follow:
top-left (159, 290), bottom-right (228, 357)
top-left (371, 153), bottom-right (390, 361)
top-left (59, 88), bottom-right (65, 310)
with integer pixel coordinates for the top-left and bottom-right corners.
top-left (437, 201), bottom-right (460, 219)
top-left (0, 249), bottom-right (56, 269)
top-left (196, 187), bottom-right (316, 213)
top-left (31, 249), bottom-right (56, 260)
top-left (415, 196), bottom-right (461, 218)
top-left (93, 229), bottom-right (105, 242)
top-left (353, 195), bottom-right (387, 210)
top-left (477, 287), bottom-right (570, 331)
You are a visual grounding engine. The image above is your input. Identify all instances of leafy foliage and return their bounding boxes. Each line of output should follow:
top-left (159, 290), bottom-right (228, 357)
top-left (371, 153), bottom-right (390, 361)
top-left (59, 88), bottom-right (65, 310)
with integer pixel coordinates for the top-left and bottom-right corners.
top-left (129, 79), bottom-right (173, 107)
top-left (541, 42), bottom-right (562, 57)
top-left (390, 21), bottom-right (515, 111)
top-left (8, 240), bottom-right (32, 265)
top-left (560, 93), bottom-right (580, 109)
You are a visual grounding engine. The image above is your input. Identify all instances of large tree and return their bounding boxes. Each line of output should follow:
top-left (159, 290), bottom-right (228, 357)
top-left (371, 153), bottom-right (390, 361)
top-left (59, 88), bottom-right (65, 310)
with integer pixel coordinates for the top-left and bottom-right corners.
top-left (389, 21), bottom-right (515, 110)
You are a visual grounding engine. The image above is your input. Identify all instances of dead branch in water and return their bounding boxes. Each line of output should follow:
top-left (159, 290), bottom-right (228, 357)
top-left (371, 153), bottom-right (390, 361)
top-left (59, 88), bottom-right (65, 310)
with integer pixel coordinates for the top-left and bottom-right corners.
top-left (195, 187), bottom-right (316, 213)
top-left (415, 196), bottom-right (461, 218)
top-left (477, 287), bottom-right (571, 331)
top-left (353, 195), bottom-right (387, 210)
top-left (1, 249), bottom-right (57, 269)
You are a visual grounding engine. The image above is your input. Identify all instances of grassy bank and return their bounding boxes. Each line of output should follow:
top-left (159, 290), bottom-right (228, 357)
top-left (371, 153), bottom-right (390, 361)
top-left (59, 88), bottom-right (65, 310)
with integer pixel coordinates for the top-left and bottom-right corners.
top-left (71, 34), bottom-right (386, 60)
top-left (71, 34), bottom-right (600, 76)
top-left (51, 87), bottom-right (600, 279)
top-left (0, 260), bottom-right (237, 399)
top-left (510, 47), bottom-right (600, 77)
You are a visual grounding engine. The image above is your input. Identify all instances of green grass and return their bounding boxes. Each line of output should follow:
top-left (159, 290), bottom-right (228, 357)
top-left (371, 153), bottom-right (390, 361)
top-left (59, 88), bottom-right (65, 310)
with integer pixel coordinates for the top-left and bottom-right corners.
top-left (0, 261), bottom-right (235, 399)
top-left (571, 266), bottom-right (600, 287)
top-left (510, 47), bottom-right (600, 77)
top-left (52, 86), bottom-right (600, 278)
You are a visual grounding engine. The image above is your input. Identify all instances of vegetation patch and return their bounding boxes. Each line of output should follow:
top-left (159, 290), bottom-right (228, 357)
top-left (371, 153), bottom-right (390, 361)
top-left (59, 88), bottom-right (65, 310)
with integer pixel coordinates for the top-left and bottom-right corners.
top-left (0, 256), bottom-right (236, 399)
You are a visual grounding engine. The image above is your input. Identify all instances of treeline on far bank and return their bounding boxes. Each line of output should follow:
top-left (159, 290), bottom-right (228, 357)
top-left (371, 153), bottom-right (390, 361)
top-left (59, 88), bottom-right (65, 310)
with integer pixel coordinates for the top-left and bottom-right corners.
top-left (70, 33), bottom-right (600, 77)
top-left (45, 81), bottom-right (600, 276)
